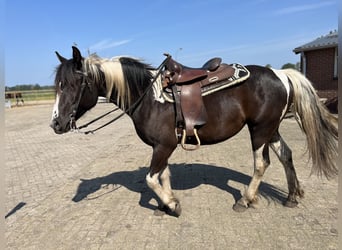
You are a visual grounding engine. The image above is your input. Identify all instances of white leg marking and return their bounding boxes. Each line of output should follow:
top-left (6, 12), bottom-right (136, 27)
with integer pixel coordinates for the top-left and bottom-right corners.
top-left (253, 145), bottom-right (267, 177)
top-left (245, 144), bottom-right (268, 202)
top-left (270, 140), bottom-right (281, 156)
top-left (160, 166), bottom-right (172, 195)
top-left (146, 172), bottom-right (160, 190)
top-left (146, 172), bottom-right (174, 207)
top-left (271, 69), bottom-right (291, 119)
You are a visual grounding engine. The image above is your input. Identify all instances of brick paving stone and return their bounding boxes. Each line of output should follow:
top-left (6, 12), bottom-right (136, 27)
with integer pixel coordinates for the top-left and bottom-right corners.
top-left (5, 103), bottom-right (338, 249)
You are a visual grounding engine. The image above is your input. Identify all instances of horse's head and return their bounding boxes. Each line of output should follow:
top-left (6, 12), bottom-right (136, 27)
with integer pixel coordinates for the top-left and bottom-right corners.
top-left (50, 46), bottom-right (99, 134)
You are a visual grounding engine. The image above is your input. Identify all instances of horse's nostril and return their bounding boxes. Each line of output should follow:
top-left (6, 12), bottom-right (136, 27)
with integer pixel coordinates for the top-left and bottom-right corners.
top-left (50, 119), bottom-right (60, 130)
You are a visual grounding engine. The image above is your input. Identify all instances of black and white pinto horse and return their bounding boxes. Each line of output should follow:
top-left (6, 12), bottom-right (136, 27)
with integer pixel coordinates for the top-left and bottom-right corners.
top-left (51, 46), bottom-right (337, 216)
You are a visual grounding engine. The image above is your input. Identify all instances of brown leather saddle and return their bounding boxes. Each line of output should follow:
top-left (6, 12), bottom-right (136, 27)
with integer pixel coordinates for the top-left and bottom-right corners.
top-left (162, 54), bottom-right (238, 150)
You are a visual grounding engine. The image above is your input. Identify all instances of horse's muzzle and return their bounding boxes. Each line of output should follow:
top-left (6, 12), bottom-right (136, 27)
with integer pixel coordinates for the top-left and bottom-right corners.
top-left (50, 118), bottom-right (70, 134)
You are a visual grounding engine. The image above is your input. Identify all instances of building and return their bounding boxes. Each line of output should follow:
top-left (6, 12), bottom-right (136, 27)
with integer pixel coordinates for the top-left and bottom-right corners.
top-left (293, 30), bottom-right (338, 112)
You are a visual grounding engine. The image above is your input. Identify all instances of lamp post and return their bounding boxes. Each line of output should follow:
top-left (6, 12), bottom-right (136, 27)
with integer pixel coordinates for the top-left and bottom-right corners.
top-left (175, 48), bottom-right (183, 60)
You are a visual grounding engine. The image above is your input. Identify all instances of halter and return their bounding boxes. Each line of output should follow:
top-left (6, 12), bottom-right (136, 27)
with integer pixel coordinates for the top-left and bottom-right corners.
top-left (69, 70), bottom-right (91, 131)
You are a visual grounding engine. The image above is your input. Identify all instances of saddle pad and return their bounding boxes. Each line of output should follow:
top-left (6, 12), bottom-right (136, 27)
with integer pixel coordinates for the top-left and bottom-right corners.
top-left (161, 63), bottom-right (250, 103)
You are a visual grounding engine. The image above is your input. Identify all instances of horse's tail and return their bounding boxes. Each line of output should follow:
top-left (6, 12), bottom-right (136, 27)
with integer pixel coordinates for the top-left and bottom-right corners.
top-left (282, 68), bottom-right (338, 179)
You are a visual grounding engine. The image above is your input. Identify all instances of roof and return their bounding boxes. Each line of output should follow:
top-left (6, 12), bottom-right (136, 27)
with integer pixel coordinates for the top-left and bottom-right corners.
top-left (293, 30), bottom-right (338, 54)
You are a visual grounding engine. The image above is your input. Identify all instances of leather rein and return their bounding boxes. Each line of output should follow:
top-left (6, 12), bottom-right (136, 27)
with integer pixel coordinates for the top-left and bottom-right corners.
top-left (70, 55), bottom-right (171, 134)
top-left (69, 70), bottom-right (90, 131)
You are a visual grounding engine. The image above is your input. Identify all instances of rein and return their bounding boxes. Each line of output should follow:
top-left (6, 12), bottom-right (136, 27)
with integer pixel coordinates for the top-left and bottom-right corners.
top-left (70, 71), bottom-right (89, 130)
top-left (72, 55), bottom-right (171, 134)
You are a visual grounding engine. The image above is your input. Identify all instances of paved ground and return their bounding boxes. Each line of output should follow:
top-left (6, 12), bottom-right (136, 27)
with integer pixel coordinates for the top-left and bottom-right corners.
top-left (5, 103), bottom-right (338, 249)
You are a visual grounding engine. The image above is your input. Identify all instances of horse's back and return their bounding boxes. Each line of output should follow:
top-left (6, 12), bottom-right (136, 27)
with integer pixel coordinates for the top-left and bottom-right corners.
top-left (198, 65), bottom-right (290, 144)
top-left (240, 65), bottom-right (290, 120)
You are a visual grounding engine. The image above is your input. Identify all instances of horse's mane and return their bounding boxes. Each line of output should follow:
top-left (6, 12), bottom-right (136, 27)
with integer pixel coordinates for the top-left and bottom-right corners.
top-left (84, 54), bottom-right (154, 110)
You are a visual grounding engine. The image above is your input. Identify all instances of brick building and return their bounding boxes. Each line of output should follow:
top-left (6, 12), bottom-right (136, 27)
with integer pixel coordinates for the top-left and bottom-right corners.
top-left (293, 30), bottom-right (338, 111)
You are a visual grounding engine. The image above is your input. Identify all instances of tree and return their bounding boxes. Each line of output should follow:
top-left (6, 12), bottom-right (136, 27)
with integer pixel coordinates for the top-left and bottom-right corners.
top-left (265, 64), bottom-right (272, 68)
top-left (5, 84), bottom-right (54, 91)
top-left (295, 62), bottom-right (300, 70)
top-left (281, 63), bottom-right (296, 69)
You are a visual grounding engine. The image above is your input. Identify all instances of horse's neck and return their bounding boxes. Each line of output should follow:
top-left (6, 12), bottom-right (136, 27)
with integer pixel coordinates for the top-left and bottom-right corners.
top-left (128, 88), bottom-right (155, 119)
top-left (96, 80), bottom-right (109, 100)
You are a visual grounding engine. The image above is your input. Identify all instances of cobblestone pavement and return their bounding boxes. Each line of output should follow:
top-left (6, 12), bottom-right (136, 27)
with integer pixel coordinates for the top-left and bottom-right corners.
top-left (5, 103), bottom-right (338, 249)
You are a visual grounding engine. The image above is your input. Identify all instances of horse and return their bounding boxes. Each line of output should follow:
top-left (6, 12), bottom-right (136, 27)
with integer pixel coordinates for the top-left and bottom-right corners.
top-left (50, 46), bottom-right (337, 216)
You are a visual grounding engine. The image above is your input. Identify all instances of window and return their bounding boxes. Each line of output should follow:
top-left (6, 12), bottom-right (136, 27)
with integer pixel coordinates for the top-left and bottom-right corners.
top-left (333, 47), bottom-right (338, 79)
top-left (301, 52), bottom-right (306, 76)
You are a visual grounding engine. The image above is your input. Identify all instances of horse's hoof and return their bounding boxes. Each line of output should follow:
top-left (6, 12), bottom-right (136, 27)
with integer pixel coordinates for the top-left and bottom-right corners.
top-left (233, 202), bottom-right (248, 212)
top-left (173, 202), bottom-right (182, 217)
top-left (284, 199), bottom-right (298, 208)
top-left (165, 199), bottom-right (182, 217)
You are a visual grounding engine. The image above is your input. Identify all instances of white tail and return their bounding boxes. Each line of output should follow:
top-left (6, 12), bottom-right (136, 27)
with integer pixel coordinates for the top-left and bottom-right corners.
top-left (282, 69), bottom-right (338, 179)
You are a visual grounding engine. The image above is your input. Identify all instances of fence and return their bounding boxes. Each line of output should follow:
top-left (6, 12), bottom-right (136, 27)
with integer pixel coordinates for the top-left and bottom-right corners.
top-left (5, 89), bottom-right (55, 106)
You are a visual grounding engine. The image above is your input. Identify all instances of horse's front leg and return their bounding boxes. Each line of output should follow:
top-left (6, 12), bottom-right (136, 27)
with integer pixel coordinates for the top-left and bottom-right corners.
top-left (160, 166), bottom-right (173, 197)
top-left (146, 145), bottom-right (181, 216)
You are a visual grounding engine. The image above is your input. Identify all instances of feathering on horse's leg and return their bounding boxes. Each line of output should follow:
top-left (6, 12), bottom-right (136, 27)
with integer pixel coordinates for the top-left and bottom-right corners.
top-left (146, 145), bottom-right (181, 216)
top-left (233, 143), bottom-right (270, 212)
top-left (160, 166), bottom-right (173, 196)
top-left (270, 132), bottom-right (304, 208)
top-left (146, 170), bottom-right (181, 217)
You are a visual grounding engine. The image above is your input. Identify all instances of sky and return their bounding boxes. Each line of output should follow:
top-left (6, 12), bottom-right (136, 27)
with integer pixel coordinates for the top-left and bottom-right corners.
top-left (5, 0), bottom-right (338, 86)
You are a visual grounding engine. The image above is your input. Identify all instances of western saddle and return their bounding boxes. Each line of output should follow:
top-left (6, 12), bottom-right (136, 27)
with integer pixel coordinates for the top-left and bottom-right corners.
top-left (162, 53), bottom-right (237, 150)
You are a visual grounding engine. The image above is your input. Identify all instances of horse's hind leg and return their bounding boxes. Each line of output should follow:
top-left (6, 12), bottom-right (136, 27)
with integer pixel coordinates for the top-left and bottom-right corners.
top-left (270, 132), bottom-right (304, 207)
top-left (146, 145), bottom-right (181, 216)
top-left (233, 142), bottom-right (271, 212)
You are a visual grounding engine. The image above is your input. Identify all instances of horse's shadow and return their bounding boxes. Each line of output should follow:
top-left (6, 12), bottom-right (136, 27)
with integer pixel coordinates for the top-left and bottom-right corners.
top-left (72, 163), bottom-right (288, 211)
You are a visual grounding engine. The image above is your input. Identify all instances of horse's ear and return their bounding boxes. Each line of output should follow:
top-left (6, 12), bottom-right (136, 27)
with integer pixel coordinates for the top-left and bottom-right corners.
top-left (72, 46), bottom-right (83, 69)
top-left (55, 51), bottom-right (67, 63)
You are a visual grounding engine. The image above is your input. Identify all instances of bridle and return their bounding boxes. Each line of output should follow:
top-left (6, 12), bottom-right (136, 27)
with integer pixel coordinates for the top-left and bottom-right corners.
top-left (69, 55), bottom-right (171, 134)
top-left (69, 70), bottom-right (91, 131)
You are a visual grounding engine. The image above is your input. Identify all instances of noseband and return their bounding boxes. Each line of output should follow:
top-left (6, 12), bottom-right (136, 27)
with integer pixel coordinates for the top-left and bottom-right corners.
top-left (70, 70), bottom-right (91, 130)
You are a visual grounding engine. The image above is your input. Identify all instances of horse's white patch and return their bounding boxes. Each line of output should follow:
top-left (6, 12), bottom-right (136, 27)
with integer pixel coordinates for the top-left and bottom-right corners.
top-left (244, 144), bottom-right (267, 201)
top-left (146, 172), bottom-right (160, 189)
top-left (270, 140), bottom-right (281, 156)
top-left (151, 71), bottom-right (165, 103)
top-left (271, 69), bottom-right (291, 119)
top-left (253, 144), bottom-right (266, 172)
top-left (160, 166), bottom-right (172, 193)
top-left (146, 172), bottom-right (174, 205)
top-left (52, 94), bottom-right (60, 120)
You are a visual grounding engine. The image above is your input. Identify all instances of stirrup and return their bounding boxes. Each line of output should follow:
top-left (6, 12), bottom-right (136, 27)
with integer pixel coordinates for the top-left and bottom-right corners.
top-left (181, 128), bottom-right (201, 151)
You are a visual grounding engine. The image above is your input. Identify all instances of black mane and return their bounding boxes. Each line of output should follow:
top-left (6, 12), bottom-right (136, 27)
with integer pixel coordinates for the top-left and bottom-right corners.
top-left (119, 57), bottom-right (155, 101)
